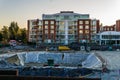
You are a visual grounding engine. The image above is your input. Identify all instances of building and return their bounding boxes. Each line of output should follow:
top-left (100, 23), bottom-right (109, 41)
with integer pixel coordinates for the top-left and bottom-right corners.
top-left (27, 11), bottom-right (100, 45)
top-left (96, 31), bottom-right (120, 45)
top-left (91, 19), bottom-right (100, 43)
top-left (100, 20), bottom-right (120, 32)
top-left (95, 20), bottom-right (120, 45)
top-left (116, 20), bottom-right (120, 31)
top-left (101, 25), bottom-right (115, 32)
top-left (27, 19), bottom-right (43, 43)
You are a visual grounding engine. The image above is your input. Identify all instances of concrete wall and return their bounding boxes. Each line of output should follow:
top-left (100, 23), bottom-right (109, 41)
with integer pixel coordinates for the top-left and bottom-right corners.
top-left (25, 51), bottom-right (89, 66)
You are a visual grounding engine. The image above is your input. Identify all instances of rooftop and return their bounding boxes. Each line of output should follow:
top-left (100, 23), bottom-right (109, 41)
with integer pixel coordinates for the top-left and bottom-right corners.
top-left (60, 11), bottom-right (74, 13)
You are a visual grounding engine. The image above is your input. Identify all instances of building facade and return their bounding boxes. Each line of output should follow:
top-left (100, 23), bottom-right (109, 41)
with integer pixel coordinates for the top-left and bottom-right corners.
top-left (27, 11), bottom-right (100, 45)
top-left (102, 25), bottom-right (115, 32)
top-left (96, 31), bottom-right (120, 45)
top-left (116, 20), bottom-right (120, 31)
top-left (91, 19), bottom-right (100, 43)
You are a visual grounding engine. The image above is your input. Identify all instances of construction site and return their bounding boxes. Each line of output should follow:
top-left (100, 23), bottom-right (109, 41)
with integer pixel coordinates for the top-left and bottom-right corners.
top-left (0, 48), bottom-right (120, 80)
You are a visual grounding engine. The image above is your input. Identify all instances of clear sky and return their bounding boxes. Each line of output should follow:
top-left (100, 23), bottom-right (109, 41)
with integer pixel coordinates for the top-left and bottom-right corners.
top-left (0, 0), bottom-right (120, 28)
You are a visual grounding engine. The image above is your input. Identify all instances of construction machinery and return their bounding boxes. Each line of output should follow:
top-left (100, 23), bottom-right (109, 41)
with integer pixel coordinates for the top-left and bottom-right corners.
top-left (58, 46), bottom-right (70, 51)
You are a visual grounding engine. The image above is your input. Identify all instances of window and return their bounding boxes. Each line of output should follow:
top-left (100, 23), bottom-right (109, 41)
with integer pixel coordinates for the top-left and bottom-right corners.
top-left (74, 21), bottom-right (77, 25)
top-left (59, 21), bottom-right (64, 25)
top-left (60, 35), bottom-right (65, 39)
top-left (60, 30), bottom-right (65, 34)
top-left (45, 25), bottom-right (48, 29)
top-left (31, 31), bottom-right (35, 34)
top-left (68, 30), bottom-right (74, 34)
top-left (39, 31), bottom-right (42, 34)
top-left (111, 28), bottom-right (113, 31)
top-left (64, 16), bottom-right (69, 19)
top-left (51, 25), bottom-right (54, 29)
top-left (104, 28), bottom-right (106, 30)
top-left (79, 35), bottom-right (83, 38)
top-left (32, 21), bottom-right (36, 25)
top-left (39, 26), bottom-right (42, 30)
top-left (59, 26), bottom-right (65, 30)
top-left (50, 34), bottom-right (54, 38)
top-left (85, 30), bottom-right (89, 34)
top-left (79, 21), bottom-right (83, 24)
top-left (30, 35), bottom-right (33, 38)
top-left (45, 30), bottom-right (48, 34)
top-left (68, 35), bottom-right (74, 39)
top-left (45, 15), bottom-right (52, 18)
top-left (85, 25), bottom-right (89, 29)
top-left (45, 21), bottom-right (48, 24)
top-left (93, 31), bottom-right (96, 33)
top-left (45, 35), bottom-right (48, 39)
top-left (69, 21), bottom-right (74, 25)
top-left (92, 27), bottom-right (96, 30)
top-left (79, 30), bottom-right (83, 34)
top-left (85, 35), bottom-right (89, 38)
top-left (79, 25), bottom-right (83, 29)
top-left (51, 30), bottom-right (54, 34)
top-left (69, 26), bottom-right (74, 29)
top-left (55, 15), bottom-right (59, 17)
top-left (74, 15), bottom-right (79, 18)
top-left (40, 35), bottom-right (42, 38)
top-left (51, 21), bottom-right (54, 24)
top-left (39, 21), bottom-right (42, 25)
top-left (56, 21), bottom-right (59, 25)
top-left (85, 21), bottom-right (89, 24)
top-left (92, 21), bottom-right (96, 26)
top-left (102, 35), bottom-right (109, 39)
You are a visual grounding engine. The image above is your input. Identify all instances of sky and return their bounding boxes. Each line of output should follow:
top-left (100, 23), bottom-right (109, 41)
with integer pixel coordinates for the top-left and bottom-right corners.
top-left (0, 0), bottom-right (120, 29)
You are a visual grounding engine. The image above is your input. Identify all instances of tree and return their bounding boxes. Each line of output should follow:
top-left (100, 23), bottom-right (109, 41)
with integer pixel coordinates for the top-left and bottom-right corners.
top-left (1, 26), bottom-right (9, 44)
top-left (1, 26), bottom-right (9, 40)
top-left (0, 21), bottom-right (27, 44)
top-left (19, 28), bottom-right (27, 43)
top-left (0, 32), bottom-right (3, 42)
top-left (9, 22), bottom-right (19, 40)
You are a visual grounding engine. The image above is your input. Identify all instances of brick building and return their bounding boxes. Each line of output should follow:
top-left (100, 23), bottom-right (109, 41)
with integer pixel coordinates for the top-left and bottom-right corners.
top-left (27, 11), bottom-right (100, 45)
top-left (102, 25), bottom-right (115, 31)
top-left (116, 20), bottom-right (120, 31)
